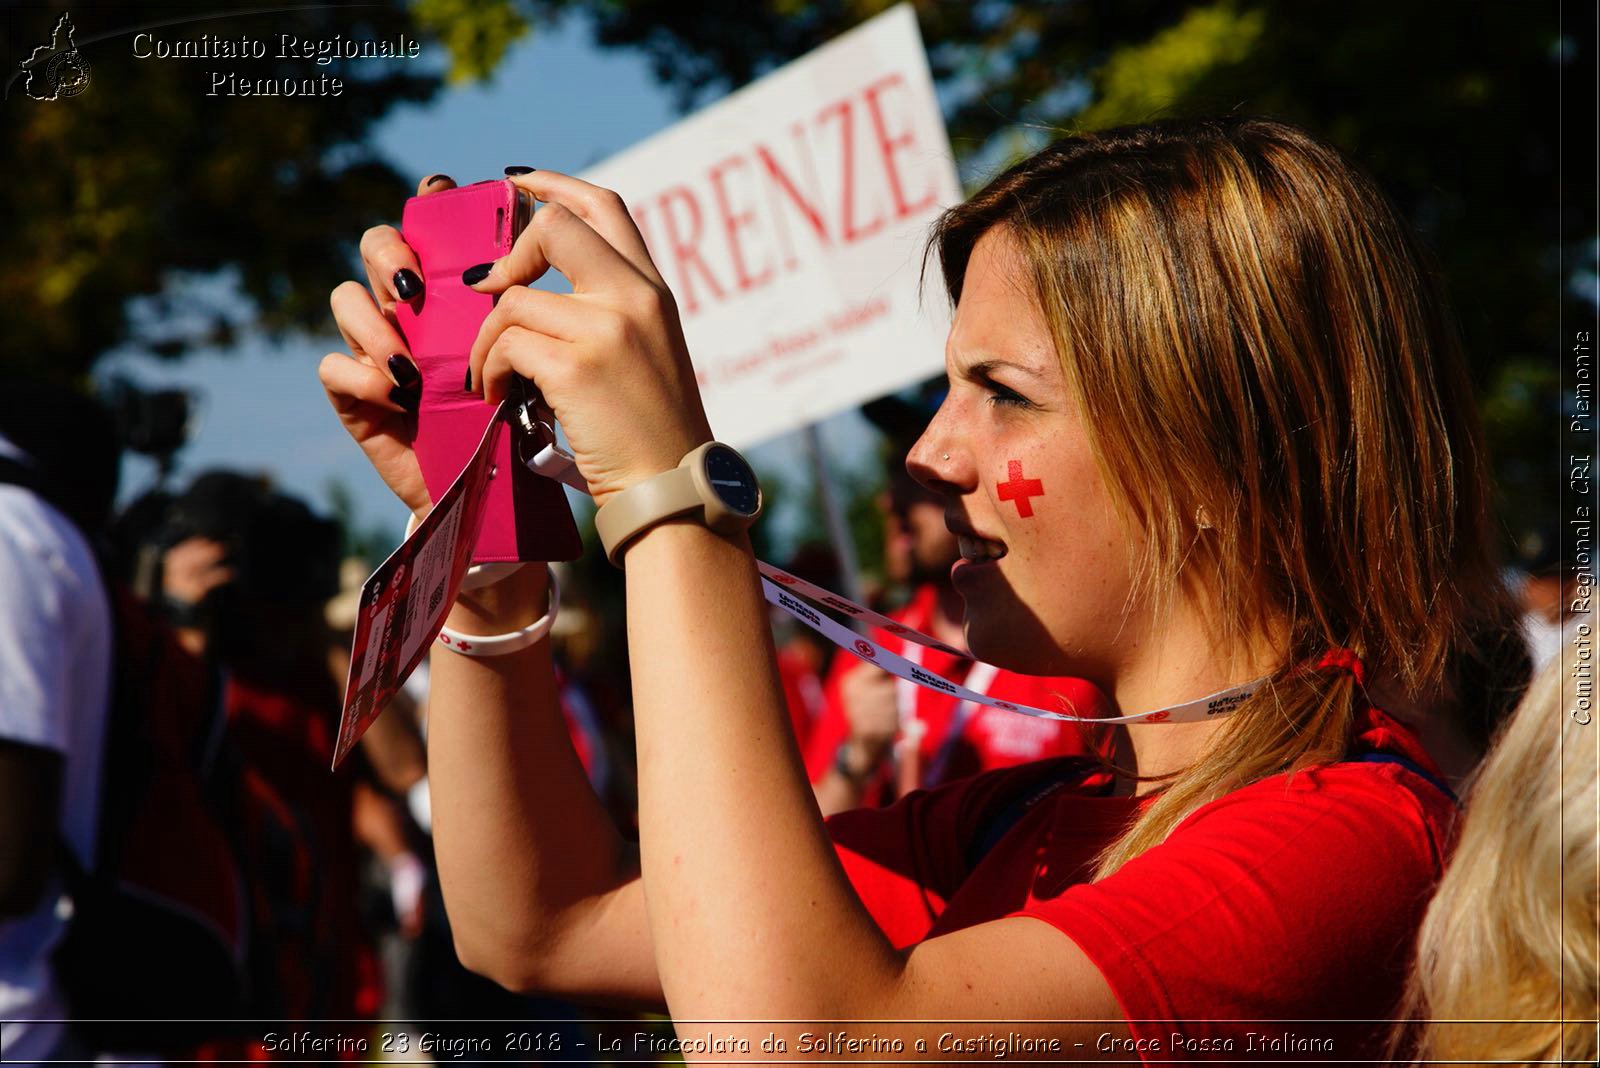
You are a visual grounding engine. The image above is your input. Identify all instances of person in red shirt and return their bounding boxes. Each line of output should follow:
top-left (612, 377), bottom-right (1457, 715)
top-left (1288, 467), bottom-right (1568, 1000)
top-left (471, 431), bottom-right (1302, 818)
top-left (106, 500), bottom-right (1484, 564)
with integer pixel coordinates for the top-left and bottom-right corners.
top-left (321, 119), bottom-right (1530, 1058)
top-left (768, 543), bottom-right (846, 754)
top-left (808, 463), bottom-right (1109, 814)
top-left (828, 652), bottom-right (1460, 1055)
top-left (152, 474), bottom-right (382, 1056)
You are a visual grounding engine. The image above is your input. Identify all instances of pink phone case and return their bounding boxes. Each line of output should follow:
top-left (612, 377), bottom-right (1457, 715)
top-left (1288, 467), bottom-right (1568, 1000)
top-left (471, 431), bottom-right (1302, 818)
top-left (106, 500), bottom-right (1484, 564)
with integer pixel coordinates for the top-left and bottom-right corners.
top-left (395, 180), bottom-right (582, 563)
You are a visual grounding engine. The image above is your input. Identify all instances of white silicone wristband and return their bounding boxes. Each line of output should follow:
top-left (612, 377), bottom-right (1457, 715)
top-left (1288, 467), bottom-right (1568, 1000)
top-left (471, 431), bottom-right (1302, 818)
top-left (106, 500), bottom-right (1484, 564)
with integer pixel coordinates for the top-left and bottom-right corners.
top-left (436, 564), bottom-right (560, 658)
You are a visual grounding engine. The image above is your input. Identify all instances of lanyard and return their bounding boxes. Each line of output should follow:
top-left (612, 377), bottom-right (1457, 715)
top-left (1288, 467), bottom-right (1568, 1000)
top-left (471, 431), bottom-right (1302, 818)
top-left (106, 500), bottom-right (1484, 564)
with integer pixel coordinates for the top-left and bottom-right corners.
top-left (761, 577), bottom-right (1259, 725)
top-left (891, 595), bottom-right (1002, 789)
top-left (926, 660), bottom-right (999, 785)
top-left (519, 413), bottom-right (1261, 727)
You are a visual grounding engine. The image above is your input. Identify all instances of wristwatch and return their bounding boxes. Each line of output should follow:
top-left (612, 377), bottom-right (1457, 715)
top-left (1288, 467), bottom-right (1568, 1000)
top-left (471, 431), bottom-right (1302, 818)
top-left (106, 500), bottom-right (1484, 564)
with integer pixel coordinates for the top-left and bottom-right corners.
top-left (595, 441), bottom-right (763, 566)
top-left (833, 741), bottom-right (879, 786)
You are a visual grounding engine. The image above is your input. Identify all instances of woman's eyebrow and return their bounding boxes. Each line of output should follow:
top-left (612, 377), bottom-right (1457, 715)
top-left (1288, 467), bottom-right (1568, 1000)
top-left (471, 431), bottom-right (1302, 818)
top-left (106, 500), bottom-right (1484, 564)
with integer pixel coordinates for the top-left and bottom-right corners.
top-left (963, 356), bottom-right (1046, 382)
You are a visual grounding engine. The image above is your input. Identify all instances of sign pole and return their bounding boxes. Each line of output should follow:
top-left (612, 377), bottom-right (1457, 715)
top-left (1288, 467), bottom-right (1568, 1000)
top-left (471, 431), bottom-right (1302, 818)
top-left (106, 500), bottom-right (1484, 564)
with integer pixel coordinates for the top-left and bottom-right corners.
top-left (805, 418), bottom-right (917, 793)
top-left (801, 422), bottom-right (866, 607)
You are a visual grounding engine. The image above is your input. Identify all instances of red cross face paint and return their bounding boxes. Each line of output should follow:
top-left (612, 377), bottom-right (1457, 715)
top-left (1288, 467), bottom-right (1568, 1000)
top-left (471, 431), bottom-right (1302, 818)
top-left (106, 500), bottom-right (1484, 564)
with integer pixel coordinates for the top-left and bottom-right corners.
top-left (906, 229), bottom-right (1144, 678)
top-left (997, 460), bottom-right (1045, 517)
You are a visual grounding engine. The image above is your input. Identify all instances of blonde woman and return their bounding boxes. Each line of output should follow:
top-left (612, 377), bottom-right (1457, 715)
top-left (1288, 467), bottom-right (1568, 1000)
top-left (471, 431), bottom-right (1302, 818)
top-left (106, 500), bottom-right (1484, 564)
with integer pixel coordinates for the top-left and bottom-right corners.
top-left (1398, 659), bottom-right (1598, 1064)
top-left (320, 117), bottom-right (1529, 1057)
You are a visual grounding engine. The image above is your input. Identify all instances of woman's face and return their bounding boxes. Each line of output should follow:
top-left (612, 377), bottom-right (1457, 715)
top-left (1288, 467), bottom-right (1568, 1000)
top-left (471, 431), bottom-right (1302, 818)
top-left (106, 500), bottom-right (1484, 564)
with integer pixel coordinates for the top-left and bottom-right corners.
top-left (907, 227), bottom-right (1142, 682)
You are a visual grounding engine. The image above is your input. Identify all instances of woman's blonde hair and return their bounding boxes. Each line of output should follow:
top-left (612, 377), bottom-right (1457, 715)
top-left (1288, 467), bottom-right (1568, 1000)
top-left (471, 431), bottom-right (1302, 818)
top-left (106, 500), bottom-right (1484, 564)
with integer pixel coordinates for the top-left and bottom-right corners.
top-left (1396, 660), bottom-right (1598, 1063)
top-left (929, 117), bottom-right (1530, 877)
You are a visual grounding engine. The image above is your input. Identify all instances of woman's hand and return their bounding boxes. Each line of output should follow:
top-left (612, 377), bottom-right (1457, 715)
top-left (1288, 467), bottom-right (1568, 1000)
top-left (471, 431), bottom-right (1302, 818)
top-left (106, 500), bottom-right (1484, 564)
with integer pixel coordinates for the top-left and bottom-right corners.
top-left (462, 170), bottom-right (713, 508)
top-left (160, 536), bottom-right (235, 608)
top-left (318, 173), bottom-right (457, 516)
top-left (839, 660), bottom-right (901, 770)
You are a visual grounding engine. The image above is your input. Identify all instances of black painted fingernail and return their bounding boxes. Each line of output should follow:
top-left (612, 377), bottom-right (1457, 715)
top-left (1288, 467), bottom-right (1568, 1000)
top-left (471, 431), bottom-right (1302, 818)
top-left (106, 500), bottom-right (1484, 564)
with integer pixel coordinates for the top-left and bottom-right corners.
top-left (462, 262), bottom-right (493, 286)
top-left (504, 165), bottom-right (536, 176)
top-left (424, 173), bottom-right (452, 187)
top-left (387, 354), bottom-right (420, 389)
top-left (463, 365), bottom-right (473, 392)
top-left (389, 385), bottom-right (420, 412)
top-left (393, 269), bottom-right (422, 301)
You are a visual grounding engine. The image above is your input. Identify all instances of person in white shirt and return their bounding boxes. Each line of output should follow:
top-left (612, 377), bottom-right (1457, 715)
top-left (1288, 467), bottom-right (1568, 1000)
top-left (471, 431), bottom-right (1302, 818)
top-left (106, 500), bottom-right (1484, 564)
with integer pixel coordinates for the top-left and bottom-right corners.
top-left (0, 406), bottom-right (115, 1062)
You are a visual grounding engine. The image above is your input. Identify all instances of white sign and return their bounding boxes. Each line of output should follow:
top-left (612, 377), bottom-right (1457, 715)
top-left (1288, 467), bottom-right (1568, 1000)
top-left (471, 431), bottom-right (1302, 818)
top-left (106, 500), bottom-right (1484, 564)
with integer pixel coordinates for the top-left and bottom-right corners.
top-left (584, 4), bottom-right (961, 449)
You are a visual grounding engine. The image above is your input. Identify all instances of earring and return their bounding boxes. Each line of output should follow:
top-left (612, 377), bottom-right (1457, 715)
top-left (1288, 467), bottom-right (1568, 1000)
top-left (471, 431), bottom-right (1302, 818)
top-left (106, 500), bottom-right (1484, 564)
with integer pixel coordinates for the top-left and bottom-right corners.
top-left (1195, 506), bottom-right (1214, 530)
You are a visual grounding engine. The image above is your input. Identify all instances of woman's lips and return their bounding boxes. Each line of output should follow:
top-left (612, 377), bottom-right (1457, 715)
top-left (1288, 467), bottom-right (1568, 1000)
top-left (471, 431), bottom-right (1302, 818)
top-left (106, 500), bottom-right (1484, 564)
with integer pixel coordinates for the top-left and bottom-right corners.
top-left (952, 534), bottom-right (1006, 583)
top-left (956, 534), bottom-right (1007, 562)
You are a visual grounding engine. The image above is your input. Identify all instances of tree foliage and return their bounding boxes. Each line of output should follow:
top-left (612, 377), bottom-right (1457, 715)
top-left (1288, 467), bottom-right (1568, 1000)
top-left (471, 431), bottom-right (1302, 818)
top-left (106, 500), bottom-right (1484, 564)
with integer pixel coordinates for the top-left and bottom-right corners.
top-left (1, 2), bottom-right (446, 384)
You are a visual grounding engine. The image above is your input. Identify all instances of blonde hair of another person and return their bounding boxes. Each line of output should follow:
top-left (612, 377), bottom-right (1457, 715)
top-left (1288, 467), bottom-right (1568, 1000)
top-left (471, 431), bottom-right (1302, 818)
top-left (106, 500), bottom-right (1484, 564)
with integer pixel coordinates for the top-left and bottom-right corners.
top-left (929, 117), bottom-right (1531, 879)
top-left (1394, 659), bottom-right (1599, 1064)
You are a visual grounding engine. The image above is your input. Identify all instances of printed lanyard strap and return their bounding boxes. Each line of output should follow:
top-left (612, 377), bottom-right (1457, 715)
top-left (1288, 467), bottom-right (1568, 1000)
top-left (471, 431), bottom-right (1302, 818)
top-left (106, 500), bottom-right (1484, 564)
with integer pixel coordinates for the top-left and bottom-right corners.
top-left (761, 578), bottom-right (1257, 725)
top-left (520, 413), bottom-right (1259, 726)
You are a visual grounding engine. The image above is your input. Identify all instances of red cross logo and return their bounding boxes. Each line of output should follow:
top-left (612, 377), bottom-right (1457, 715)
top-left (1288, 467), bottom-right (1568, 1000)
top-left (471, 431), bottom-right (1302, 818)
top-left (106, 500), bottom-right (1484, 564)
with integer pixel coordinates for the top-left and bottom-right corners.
top-left (997, 460), bottom-right (1044, 517)
top-left (854, 639), bottom-right (876, 658)
top-left (1144, 710), bottom-right (1171, 723)
top-left (457, 641), bottom-right (473, 651)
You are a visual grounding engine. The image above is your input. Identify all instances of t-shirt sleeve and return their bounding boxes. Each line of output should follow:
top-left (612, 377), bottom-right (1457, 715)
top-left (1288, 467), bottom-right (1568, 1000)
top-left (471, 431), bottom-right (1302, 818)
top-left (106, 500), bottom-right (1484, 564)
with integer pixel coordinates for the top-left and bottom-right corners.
top-left (0, 505), bottom-right (82, 753)
top-left (1012, 764), bottom-right (1454, 1054)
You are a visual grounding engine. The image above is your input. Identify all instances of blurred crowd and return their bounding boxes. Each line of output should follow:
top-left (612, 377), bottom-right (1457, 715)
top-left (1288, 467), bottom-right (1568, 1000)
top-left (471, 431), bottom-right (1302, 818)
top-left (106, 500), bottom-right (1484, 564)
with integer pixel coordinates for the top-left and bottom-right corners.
top-left (0, 376), bottom-right (1590, 1062)
top-left (0, 379), bottom-right (629, 1061)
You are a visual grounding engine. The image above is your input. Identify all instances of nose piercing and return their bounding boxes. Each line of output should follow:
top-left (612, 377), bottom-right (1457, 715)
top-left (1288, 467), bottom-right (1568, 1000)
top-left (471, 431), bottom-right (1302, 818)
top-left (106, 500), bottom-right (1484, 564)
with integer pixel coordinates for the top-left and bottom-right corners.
top-left (941, 453), bottom-right (950, 461)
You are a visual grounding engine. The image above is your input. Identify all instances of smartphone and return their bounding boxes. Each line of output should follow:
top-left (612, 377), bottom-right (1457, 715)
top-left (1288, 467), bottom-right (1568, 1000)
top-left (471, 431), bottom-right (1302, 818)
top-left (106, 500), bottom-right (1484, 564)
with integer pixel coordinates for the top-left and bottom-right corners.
top-left (394, 179), bottom-right (581, 563)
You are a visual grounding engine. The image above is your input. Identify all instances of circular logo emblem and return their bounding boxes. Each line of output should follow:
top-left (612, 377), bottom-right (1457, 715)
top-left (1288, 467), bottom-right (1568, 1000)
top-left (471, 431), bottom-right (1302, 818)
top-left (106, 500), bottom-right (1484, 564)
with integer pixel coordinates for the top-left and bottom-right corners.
top-left (773, 574), bottom-right (797, 585)
top-left (47, 50), bottom-right (90, 97)
top-left (1144, 710), bottom-right (1171, 723)
top-left (853, 639), bottom-right (876, 658)
top-left (995, 701), bottom-right (1017, 712)
top-left (886, 623), bottom-right (910, 635)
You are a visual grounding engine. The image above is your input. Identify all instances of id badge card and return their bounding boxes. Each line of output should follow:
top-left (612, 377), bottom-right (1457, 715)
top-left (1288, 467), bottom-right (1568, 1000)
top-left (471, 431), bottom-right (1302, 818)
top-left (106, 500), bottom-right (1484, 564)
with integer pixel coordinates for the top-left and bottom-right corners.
top-left (332, 400), bottom-right (510, 768)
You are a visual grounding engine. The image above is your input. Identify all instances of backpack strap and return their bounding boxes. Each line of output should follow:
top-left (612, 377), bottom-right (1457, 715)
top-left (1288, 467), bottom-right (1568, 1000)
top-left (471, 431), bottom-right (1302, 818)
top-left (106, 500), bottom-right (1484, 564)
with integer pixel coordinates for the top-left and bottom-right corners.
top-left (0, 455), bottom-right (42, 487)
top-left (964, 749), bottom-right (1458, 878)
top-left (0, 455), bottom-right (69, 521)
top-left (1346, 751), bottom-right (1459, 806)
top-left (965, 759), bottom-right (1095, 869)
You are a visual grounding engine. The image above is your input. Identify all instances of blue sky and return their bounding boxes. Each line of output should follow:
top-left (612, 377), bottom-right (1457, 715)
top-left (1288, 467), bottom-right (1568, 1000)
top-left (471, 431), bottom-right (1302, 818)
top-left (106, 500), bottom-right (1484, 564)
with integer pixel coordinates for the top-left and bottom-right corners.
top-left (103, 15), bottom-right (881, 550)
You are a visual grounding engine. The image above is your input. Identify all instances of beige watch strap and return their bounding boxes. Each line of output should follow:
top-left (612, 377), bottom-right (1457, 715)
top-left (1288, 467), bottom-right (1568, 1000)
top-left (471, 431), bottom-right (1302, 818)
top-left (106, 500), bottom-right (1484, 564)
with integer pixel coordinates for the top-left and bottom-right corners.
top-left (594, 464), bottom-right (702, 566)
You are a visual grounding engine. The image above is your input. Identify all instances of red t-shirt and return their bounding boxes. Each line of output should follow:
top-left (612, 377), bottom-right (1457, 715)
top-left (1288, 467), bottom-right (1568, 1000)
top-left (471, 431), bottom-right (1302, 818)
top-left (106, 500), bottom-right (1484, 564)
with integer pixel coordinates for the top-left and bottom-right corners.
top-left (826, 699), bottom-right (1457, 1060)
top-left (225, 674), bottom-right (381, 1024)
top-left (803, 584), bottom-right (1109, 799)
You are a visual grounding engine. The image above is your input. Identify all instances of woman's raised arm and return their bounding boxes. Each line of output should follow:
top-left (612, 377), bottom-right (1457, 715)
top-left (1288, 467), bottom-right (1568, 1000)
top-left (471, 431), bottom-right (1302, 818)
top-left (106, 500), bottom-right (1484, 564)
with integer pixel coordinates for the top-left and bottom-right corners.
top-left (455, 168), bottom-right (1127, 1047)
top-left (318, 173), bottom-right (662, 1006)
top-left (425, 566), bottom-right (661, 1004)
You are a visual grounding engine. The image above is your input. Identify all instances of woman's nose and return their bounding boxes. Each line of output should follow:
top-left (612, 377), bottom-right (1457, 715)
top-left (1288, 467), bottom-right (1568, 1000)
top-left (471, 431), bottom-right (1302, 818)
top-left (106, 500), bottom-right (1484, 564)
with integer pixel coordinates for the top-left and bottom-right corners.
top-left (905, 410), bottom-right (964, 495)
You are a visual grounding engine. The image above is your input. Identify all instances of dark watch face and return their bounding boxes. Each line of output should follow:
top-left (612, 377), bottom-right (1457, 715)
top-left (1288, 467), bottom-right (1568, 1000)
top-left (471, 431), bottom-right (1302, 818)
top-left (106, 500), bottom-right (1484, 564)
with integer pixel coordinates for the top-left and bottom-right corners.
top-left (704, 445), bottom-right (761, 516)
